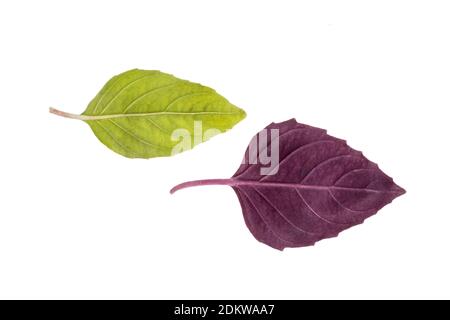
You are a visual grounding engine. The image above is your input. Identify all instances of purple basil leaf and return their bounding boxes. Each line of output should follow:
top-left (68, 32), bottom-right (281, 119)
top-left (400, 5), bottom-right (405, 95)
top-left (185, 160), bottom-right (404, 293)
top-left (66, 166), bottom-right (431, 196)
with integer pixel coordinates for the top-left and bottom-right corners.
top-left (171, 119), bottom-right (405, 250)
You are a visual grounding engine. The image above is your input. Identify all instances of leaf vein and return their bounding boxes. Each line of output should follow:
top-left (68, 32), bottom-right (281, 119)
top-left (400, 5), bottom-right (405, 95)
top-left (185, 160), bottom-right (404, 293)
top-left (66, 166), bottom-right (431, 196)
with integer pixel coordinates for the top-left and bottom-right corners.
top-left (235, 126), bottom-right (310, 178)
top-left (95, 121), bottom-right (143, 158)
top-left (252, 187), bottom-right (316, 235)
top-left (99, 73), bottom-right (161, 115)
top-left (107, 119), bottom-right (170, 151)
top-left (121, 82), bottom-right (181, 114)
top-left (162, 91), bottom-right (213, 112)
top-left (240, 189), bottom-right (295, 247)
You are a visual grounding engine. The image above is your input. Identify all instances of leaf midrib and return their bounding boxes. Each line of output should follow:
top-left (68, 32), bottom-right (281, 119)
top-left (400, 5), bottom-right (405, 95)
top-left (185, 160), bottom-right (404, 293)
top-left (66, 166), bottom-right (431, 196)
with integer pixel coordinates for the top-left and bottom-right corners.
top-left (76, 111), bottom-right (242, 121)
top-left (231, 180), bottom-right (402, 194)
top-left (169, 178), bottom-right (405, 195)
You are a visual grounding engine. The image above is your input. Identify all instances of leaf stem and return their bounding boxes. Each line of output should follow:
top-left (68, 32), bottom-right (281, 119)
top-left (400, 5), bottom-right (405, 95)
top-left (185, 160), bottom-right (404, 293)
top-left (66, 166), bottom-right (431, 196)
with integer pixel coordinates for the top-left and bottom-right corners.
top-left (49, 107), bottom-right (91, 120)
top-left (170, 179), bottom-right (235, 194)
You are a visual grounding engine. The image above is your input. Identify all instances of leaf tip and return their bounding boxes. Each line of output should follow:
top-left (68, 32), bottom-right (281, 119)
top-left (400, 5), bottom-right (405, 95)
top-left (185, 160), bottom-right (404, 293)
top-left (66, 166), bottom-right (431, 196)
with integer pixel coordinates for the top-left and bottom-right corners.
top-left (391, 180), bottom-right (406, 197)
top-left (397, 185), bottom-right (407, 197)
top-left (237, 107), bottom-right (247, 120)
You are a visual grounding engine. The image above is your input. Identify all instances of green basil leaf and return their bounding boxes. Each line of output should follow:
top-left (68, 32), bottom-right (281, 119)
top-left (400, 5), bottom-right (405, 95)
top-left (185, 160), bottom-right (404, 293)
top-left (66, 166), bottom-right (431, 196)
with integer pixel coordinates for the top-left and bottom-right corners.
top-left (50, 69), bottom-right (246, 158)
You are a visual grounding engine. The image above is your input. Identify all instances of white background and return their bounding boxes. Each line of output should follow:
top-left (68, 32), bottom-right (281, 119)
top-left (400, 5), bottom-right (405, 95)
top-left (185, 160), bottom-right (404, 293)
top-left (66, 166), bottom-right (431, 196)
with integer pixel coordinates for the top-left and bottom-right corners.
top-left (0, 0), bottom-right (449, 299)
